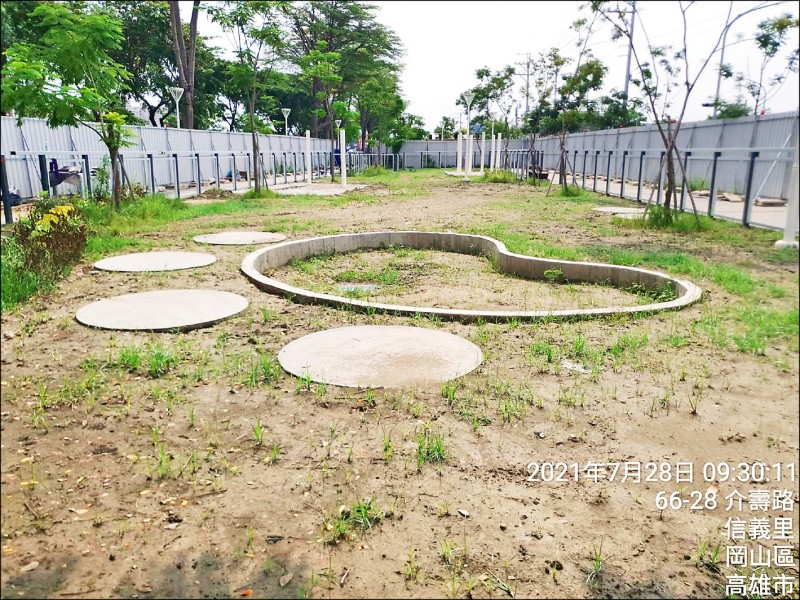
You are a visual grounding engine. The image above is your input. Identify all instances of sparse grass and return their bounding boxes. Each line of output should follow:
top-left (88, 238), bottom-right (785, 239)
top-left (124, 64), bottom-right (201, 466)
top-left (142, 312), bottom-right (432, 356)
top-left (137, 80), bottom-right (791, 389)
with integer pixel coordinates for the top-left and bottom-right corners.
top-left (322, 498), bottom-right (384, 544)
top-left (417, 424), bottom-right (448, 471)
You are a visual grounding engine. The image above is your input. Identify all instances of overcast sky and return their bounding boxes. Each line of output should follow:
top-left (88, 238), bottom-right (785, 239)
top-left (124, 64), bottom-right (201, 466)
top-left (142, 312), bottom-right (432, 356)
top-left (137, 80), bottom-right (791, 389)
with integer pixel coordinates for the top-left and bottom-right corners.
top-left (189, 1), bottom-right (800, 131)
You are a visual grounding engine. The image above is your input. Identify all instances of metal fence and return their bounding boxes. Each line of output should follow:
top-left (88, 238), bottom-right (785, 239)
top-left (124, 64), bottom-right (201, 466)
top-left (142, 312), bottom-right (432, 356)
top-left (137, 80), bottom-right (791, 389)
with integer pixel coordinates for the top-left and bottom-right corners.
top-left (532, 110), bottom-right (799, 201)
top-left (2, 112), bottom-right (798, 232)
top-left (0, 116), bottom-right (348, 200)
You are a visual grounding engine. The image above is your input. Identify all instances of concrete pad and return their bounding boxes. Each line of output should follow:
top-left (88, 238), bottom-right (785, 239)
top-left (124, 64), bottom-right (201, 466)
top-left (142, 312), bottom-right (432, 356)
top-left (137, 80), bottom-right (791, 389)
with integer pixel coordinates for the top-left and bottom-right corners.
top-left (613, 212), bottom-right (646, 220)
top-left (93, 251), bottom-right (216, 272)
top-left (592, 206), bottom-right (646, 215)
top-left (194, 231), bottom-right (287, 245)
top-left (76, 289), bottom-right (248, 332)
top-left (721, 192), bottom-right (743, 203)
top-left (754, 197), bottom-right (787, 207)
top-left (278, 325), bottom-right (483, 388)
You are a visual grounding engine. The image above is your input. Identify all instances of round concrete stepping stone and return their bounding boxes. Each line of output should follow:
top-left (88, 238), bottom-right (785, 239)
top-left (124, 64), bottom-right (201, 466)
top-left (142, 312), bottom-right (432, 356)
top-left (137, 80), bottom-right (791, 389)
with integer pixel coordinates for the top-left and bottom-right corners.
top-left (592, 206), bottom-right (646, 215)
top-left (93, 251), bottom-right (216, 272)
top-left (76, 290), bottom-right (248, 332)
top-left (614, 212), bottom-right (646, 220)
top-left (278, 325), bottom-right (483, 389)
top-left (193, 231), bottom-right (287, 245)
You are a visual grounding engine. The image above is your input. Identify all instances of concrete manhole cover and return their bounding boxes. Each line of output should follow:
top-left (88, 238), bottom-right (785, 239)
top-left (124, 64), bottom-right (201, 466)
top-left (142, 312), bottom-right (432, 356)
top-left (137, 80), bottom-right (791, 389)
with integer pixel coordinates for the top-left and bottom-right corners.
top-left (193, 231), bottom-right (287, 245)
top-left (93, 251), bottom-right (216, 272)
top-left (278, 325), bottom-right (483, 388)
top-left (76, 290), bottom-right (248, 332)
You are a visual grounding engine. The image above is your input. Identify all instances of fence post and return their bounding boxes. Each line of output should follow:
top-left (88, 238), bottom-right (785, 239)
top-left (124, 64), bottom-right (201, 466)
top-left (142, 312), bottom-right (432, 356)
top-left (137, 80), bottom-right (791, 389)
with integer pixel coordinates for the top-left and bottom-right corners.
top-left (273, 153), bottom-right (278, 186)
top-left (775, 158), bottom-right (798, 248)
top-left (232, 154), bottom-right (237, 191)
top-left (592, 150), bottom-right (600, 192)
top-left (246, 153), bottom-right (251, 188)
top-left (38, 154), bottom-right (50, 196)
top-left (1, 155), bottom-right (12, 225)
top-left (657, 151), bottom-right (665, 205)
top-left (173, 153), bottom-right (180, 200)
top-left (679, 151), bottom-right (691, 211)
top-left (582, 151), bottom-right (588, 188)
top-left (743, 151), bottom-right (760, 227)
top-left (195, 152), bottom-right (202, 196)
top-left (708, 151), bottom-right (721, 217)
top-left (636, 151), bottom-right (645, 202)
top-left (82, 154), bottom-right (93, 198)
top-left (293, 153), bottom-right (298, 183)
top-left (147, 153), bottom-right (156, 194)
top-left (214, 153), bottom-right (220, 190)
top-left (620, 150), bottom-right (628, 199)
top-left (605, 150), bottom-right (613, 196)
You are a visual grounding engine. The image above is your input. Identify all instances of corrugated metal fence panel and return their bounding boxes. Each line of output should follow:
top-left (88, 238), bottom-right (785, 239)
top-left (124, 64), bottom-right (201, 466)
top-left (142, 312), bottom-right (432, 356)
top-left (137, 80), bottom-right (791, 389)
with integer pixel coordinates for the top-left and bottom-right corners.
top-left (3, 113), bottom-right (797, 198)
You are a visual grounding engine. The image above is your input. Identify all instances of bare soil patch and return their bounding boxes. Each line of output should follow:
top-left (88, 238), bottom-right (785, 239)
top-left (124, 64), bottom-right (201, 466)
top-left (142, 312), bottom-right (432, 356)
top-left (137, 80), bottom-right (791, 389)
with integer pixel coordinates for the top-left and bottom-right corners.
top-left (272, 249), bottom-right (649, 312)
top-left (1, 175), bottom-right (798, 600)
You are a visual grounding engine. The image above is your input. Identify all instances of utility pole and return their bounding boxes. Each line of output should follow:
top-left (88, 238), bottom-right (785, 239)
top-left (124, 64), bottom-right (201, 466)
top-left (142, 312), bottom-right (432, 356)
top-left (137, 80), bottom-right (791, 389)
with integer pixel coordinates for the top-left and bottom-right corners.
top-left (623, 0), bottom-right (636, 113)
top-left (515, 53), bottom-right (532, 118)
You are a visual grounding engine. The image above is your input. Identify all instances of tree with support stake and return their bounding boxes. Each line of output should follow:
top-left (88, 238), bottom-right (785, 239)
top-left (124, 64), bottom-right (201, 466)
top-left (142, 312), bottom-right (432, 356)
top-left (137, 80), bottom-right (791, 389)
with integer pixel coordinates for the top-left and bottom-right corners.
top-left (591, 0), bottom-right (787, 227)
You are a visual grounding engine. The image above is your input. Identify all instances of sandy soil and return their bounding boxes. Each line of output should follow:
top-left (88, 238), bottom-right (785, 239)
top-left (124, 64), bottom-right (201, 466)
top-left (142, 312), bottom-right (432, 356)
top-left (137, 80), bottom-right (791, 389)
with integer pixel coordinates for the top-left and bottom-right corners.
top-left (1, 179), bottom-right (798, 599)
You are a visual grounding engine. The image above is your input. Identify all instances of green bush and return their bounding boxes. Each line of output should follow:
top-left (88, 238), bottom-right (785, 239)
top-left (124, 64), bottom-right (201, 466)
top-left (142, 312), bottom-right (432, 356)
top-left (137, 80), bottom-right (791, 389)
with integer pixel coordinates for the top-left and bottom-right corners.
top-left (362, 165), bottom-right (386, 177)
top-left (14, 198), bottom-right (88, 278)
top-left (2, 198), bottom-right (88, 309)
top-left (1, 236), bottom-right (46, 310)
top-left (481, 170), bottom-right (517, 183)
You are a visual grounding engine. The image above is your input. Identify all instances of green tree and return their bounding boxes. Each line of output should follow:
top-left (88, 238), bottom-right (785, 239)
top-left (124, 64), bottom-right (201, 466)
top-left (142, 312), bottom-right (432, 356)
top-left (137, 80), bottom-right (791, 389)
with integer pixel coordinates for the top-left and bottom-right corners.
top-left (1, 2), bottom-right (133, 208)
top-left (209, 0), bottom-right (283, 194)
top-left (744, 13), bottom-right (799, 115)
top-left (299, 41), bottom-right (343, 180)
top-left (434, 116), bottom-right (456, 140)
top-left (283, 1), bottom-right (402, 141)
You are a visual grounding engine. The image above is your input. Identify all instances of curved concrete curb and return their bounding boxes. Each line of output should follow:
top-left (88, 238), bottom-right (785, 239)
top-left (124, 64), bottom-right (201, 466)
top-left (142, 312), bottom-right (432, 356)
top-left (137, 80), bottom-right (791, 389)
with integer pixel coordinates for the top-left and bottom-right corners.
top-left (240, 232), bottom-right (702, 322)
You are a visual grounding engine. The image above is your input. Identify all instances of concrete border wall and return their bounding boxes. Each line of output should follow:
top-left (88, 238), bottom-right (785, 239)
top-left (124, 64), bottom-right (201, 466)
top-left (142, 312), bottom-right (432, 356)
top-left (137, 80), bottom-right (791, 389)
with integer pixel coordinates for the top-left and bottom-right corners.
top-left (241, 232), bottom-right (702, 322)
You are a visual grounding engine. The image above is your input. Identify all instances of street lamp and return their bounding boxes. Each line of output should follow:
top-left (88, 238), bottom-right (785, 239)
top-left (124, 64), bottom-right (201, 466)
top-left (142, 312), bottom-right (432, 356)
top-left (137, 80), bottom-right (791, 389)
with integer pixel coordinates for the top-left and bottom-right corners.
top-left (462, 91), bottom-right (475, 181)
top-left (281, 108), bottom-right (291, 135)
top-left (168, 86), bottom-right (184, 129)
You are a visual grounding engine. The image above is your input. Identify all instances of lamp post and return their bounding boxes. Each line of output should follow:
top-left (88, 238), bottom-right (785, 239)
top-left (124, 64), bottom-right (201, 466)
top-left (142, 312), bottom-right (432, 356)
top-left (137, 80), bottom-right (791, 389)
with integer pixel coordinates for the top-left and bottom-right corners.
top-left (168, 86), bottom-right (184, 129)
top-left (462, 91), bottom-right (475, 181)
top-left (281, 108), bottom-right (291, 135)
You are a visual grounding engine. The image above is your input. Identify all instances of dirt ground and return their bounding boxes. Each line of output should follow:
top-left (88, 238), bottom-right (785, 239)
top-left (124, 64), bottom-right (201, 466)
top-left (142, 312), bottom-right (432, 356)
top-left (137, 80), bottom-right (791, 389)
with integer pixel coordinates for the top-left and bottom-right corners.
top-left (1, 178), bottom-right (798, 599)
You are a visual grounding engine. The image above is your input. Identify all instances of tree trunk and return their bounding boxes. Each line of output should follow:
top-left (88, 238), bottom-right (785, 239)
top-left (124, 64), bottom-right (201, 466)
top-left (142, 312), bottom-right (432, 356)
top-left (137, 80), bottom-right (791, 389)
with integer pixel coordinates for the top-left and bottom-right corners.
top-left (168, 0), bottom-right (199, 130)
top-left (109, 147), bottom-right (122, 210)
top-left (330, 114), bottom-right (335, 182)
top-left (249, 97), bottom-right (261, 194)
top-left (663, 119), bottom-right (676, 219)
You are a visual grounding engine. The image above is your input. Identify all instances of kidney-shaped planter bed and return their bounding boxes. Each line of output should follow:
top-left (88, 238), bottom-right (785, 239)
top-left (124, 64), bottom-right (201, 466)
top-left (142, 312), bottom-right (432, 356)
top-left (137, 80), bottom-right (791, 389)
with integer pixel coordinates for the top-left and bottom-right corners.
top-left (240, 231), bottom-right (702, 323)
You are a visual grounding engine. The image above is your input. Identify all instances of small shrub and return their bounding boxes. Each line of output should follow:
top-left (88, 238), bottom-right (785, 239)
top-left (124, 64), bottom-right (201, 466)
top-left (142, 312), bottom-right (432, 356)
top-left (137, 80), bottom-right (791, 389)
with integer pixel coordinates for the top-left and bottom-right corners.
top-left (3, 198), bottom-right (88, 309)
top-left (13, 198), bottom-right (88, 279)
top-left (481, 170), bottom-right (517, 184)
top-left (362, 165), bottom-right (386, 177)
